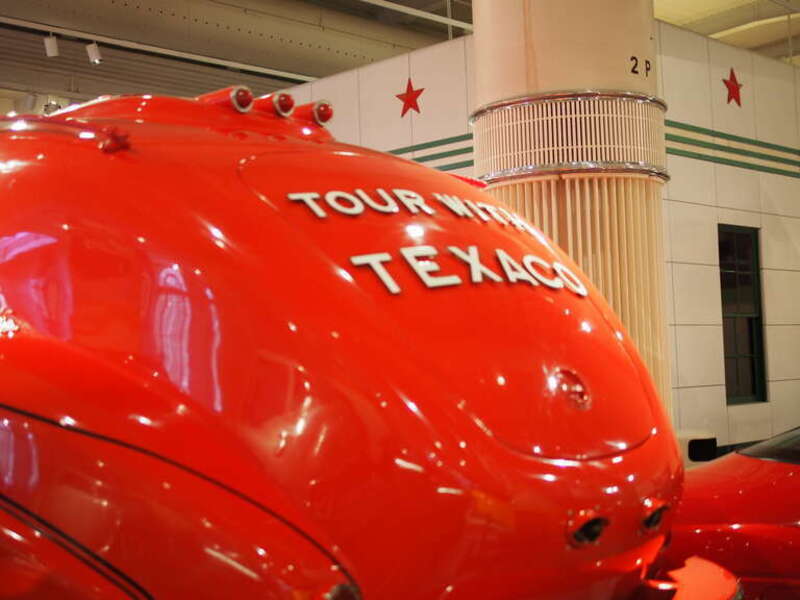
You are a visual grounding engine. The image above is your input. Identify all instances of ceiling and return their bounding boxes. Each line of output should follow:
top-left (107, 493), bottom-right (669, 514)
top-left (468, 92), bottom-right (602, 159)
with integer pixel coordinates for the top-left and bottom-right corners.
top-left (286, 0), bottom-right (800, 63)
top-left (354, 0), bottom-right (800, 63)
top-left (655, 0), bottom-right (800, 63)
top-left (316, 0), bottom-right (800, 63)
top-left (302, 0), bottom-right (472, 37)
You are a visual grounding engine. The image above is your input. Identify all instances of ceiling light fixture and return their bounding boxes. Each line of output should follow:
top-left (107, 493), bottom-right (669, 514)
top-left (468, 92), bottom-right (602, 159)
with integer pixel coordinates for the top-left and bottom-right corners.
top-left (44, 34), bottom-right (59, 57)
top-left (86, 42), bottom-right (102, 64)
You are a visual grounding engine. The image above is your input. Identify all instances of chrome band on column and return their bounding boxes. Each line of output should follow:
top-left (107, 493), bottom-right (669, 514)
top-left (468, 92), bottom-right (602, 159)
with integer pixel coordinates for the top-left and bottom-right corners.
top-left (481, 161), bottom-right (669, 184)
top-left (470, 90), bottom-right (667, 183)
top-left (469, 89), bottom-right (668, 121)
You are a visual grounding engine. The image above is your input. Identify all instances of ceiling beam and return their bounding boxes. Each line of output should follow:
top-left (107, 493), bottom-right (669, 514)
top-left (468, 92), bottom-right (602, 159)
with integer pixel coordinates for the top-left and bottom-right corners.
top-left (0, 15), bottom-right (314, 83)
top-left (348, 0), bottom-right (473, 31)
top-left (767, 0), bottom-right (800, 14)
top-left (754, 30), bottom-right (800, 57)
top-left (681, 0), bottom-right (791, 36)
top-left (1, 0), bottom-right (442, 79)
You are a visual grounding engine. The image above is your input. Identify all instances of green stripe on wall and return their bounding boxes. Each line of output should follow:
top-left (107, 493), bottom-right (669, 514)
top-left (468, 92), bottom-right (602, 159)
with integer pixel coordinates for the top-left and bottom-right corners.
top-left (666, 133), bottom-right (800, 168)
top-left (415, 146), bottom-right (473, 163)
top-left (386, 120), bottom-right (800, 177)
top-left (666, 147), bottom-right (800, 178)
top-left (389, 133), bottom-right (473, 155)
top-left (390, 122), bottom-right (800, 160)
top-left (666, 119), bottom-right (800, 157)
top-left (438, 160), bottom-right (474, 171)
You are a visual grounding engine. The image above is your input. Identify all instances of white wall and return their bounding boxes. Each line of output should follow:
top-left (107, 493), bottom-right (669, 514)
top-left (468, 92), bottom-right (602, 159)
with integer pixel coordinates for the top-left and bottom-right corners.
top-left (284, 36), bottom-right (474, 176)
top-left (659, 22), bottom-right (800, 444)
top-left (286, 22), bottom-right (800, 445)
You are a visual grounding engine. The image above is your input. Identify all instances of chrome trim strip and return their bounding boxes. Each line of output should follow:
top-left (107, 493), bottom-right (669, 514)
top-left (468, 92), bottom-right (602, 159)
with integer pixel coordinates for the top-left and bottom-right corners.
top-left (470, 89), bottom-right (667, 123)
top-left (479, 161), bottom-right (670, 183)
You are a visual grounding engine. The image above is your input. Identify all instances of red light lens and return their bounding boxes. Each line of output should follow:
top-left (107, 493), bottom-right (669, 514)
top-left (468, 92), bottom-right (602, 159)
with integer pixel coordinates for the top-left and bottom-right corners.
top-left (234, 87), bottom-right (254, 110)
top-left (315, 102), bottom-right (333, 124)
top-left (276, 93), bottom-right (295, 115)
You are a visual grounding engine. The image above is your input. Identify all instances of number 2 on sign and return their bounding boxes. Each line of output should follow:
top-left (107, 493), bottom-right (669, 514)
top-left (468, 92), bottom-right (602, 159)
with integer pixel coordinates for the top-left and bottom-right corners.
top-left (630, 56), bottom-right (651, 77)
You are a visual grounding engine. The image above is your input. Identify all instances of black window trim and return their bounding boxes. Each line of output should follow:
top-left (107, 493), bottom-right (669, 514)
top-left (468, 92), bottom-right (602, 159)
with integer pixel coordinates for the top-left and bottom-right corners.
top-left (718, 223), bottom-right (768, 405)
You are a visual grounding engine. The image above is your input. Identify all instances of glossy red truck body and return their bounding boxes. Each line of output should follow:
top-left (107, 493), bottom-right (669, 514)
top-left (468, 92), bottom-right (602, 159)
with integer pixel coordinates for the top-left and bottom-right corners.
top-left (0, 89), bottom-right (734, 599)
top-left (668, 451), bottom-right (800, 600)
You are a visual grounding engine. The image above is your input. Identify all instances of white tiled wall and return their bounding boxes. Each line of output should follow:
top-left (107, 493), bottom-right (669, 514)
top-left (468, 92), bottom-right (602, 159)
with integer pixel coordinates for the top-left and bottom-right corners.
top-left (672, 264), bottom-right (722, 325)
top-left (408, 38), bottom-right (469, 145)
top-left (283, 37), bottom-right (473, 175)
top-left (715, 164), bottom-right (760, 213)
top-left (708, 41), bottom-right (756, 139)
top-left (667, 201), bottom-right (719, 265)
top-left (760, 173), bottom-right (800, 218)
top-left (770, 379), bottom-right (800, 430)
top-left (761, 214), bottom-right (800, 271)
top-left (676, 386), bottom-right (729, 446)
top-left (661, 21), bottom-right (800, 444)
top-left (764, 325), bottom-right (800, 381)
top-left (357, 54), bottom-right (413, 151)
top-left (310, 70), bottom-right (361, 145)
top-left (660, 24), bottom-right (712, 129)
top-left (674, 326), bottom-right (726, 388)
top-left (666, 155), bottom-right (716, 207)
top-left (753, 55), bottom-right (798, 149)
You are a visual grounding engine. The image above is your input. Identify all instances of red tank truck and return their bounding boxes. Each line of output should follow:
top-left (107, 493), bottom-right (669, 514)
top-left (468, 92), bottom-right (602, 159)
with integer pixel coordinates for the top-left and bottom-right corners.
top-left (0, 86), bottom-right (736, 600)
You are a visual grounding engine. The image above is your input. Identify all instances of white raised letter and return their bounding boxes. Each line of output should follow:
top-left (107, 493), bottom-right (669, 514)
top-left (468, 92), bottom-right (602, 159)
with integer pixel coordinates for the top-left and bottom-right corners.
top-left (496, 206), bottom-right (540, 238)
top-left (553, 262), bottom-right (588, 296)
top-left (523, 255), bottom-right (564, 289)
top-left (288, 192), bottom-right (327, 218)
top-left (496, 249), bottom-right (538, 286)
top-left (448, 245), bottom-right (503, 283)
top-left (463, 199), bottom-right (491, 222)
top-left (400, 245), bottom-right (462, 289)
top-left (355, 189), bottom-right (399, 213)
top-left (394, 189), bottom-right (436, 215)
top-left (433, 193), bottom-right (474, 219)
top-left (325, 190), bottom-right (364, 216)
top-left (350, 253), bottom-right (401, 294)
top-left (477, 202), bottom-right (509, 225)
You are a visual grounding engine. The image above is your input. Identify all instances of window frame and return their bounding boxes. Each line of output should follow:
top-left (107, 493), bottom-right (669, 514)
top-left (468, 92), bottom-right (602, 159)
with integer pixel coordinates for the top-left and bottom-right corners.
top-left (718, 224), bottom-right (767, 405)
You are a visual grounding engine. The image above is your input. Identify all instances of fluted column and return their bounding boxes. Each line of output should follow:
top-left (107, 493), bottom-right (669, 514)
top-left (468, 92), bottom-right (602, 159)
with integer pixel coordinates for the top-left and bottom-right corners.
top-left (471, 0), bottom-right (671, 410)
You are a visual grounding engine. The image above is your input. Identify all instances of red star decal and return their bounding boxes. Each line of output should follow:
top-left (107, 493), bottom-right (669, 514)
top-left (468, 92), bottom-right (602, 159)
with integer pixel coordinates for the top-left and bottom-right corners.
top-left (723, 68), bottom-right (743, 106)
top-left (396, 78), bottom-right (424, 117)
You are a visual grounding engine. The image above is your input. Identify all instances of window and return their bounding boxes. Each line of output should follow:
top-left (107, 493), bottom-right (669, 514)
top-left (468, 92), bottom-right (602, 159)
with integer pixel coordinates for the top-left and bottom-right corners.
top-left (718, 225), bottom-right (766, 405)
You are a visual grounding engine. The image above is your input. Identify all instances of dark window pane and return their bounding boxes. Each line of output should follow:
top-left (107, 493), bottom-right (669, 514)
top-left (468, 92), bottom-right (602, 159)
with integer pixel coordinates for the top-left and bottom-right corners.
top-left (718, 225), bottom-right (765, 405)
top-left (735, 317), bottom-right (752, 355)
top-left (738, 273), bottom-right (755, 314)
top-left (721, 272), bottom-right (738, 313)
top-left (723, 317), bottom-right (736, 355)
top-left (725, 358), bottom-right (738, 396)
top-left (737, 357), bottom-right (754, 397)
top-left (719, 231), bottom-right (736, 271)
top-left (736, 232), bottom-right (753, 267)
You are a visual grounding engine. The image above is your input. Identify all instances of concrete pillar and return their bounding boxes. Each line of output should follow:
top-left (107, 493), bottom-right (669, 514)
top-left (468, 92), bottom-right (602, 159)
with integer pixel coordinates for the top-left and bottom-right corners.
top-left (471, 0), bottom-right (671, 410)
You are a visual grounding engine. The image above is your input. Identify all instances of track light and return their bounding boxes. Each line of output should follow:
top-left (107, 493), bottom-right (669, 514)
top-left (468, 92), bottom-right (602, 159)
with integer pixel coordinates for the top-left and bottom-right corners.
top-left (42, 101), bottom-right (62, 115)
top-left (44, 35), bottom-right (59, 57)
top-left (86, 42), bottom-right (102, 65)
